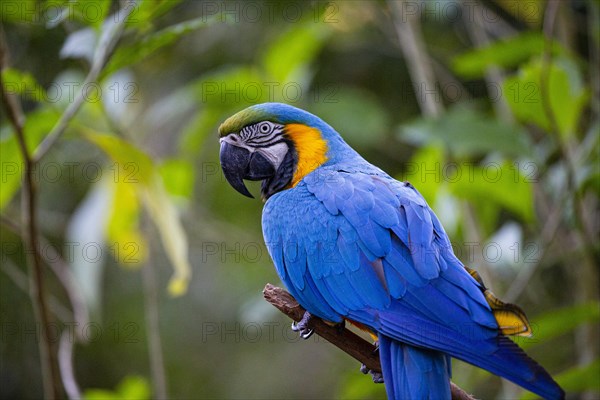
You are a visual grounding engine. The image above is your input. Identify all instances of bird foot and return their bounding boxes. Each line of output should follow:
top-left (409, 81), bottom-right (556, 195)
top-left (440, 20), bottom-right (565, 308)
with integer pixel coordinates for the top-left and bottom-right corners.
top-left (291, 311), bottom-right (314, 339)
top-left (359, 340), bottom-right (383, 383)
top-left (360, 364), bottom-right (384, 383)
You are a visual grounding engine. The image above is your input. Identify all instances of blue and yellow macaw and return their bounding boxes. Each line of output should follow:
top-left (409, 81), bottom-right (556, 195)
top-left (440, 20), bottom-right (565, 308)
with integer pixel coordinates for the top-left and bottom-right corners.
top-left (218, 103), bottom-right (564, 400)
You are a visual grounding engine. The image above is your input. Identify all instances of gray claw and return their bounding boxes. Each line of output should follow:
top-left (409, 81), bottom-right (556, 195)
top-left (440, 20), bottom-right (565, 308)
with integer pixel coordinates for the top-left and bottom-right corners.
top-left (371, 371), bottom-right (384, 383)
top-left (301, 329), bottom-right (314, 339)
top-left (291, 311), bottom-right (314, 339)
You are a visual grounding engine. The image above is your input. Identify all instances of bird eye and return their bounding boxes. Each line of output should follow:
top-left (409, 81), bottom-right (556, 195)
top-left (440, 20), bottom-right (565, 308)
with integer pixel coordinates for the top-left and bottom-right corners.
top-left (259, 122), bottom-right (271, 134)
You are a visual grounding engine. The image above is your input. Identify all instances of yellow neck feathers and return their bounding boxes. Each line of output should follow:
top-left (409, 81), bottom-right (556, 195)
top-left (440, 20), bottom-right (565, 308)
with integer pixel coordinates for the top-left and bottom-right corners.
top-left (285, 124), bottom-right (329, 187)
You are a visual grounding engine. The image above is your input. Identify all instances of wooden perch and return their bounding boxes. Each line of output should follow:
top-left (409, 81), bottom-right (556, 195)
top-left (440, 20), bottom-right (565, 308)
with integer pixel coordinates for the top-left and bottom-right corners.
top-left (263, 283), bottom-right (475, 400)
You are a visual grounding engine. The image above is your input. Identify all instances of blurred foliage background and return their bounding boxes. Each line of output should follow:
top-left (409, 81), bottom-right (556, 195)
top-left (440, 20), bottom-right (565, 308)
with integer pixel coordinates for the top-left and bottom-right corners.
top-left (1, 0), bottom-right (598, 399)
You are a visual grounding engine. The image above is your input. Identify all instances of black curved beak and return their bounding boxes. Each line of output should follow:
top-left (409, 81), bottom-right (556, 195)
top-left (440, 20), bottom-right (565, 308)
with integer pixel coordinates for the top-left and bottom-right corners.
top-left (219, 141), bottom-right (276, 198)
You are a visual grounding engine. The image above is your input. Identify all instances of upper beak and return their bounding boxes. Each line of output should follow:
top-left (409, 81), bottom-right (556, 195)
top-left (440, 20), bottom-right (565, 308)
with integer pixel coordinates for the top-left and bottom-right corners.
top-left (219, 141), bottom-right (276, 198)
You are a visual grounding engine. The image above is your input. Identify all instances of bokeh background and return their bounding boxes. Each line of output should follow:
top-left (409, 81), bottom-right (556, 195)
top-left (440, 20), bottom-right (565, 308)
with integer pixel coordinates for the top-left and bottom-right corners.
top-left (1, 0), bottom-right (598, 399)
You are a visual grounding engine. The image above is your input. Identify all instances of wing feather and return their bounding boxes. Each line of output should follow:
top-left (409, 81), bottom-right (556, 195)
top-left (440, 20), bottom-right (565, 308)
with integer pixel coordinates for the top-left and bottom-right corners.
top-left (264, 168), bottom-right (496, 329)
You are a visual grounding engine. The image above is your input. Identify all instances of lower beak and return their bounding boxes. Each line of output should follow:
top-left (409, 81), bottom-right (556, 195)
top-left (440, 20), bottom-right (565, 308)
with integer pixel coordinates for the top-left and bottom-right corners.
top-left (219, 141), bottom-right (275, 198)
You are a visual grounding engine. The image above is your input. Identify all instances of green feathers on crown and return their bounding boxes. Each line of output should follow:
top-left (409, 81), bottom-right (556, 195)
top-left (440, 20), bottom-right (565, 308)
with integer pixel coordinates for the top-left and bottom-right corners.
top-left (218, 108), bottom-right (272, 137)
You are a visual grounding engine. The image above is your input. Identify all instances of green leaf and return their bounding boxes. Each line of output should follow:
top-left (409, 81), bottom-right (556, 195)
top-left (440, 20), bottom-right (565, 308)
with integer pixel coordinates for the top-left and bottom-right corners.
top-left (126, 0), bottom-right (183, 31)
top-left (158, 159), bottom-right (194, 199)
top-left (503, 57), bottom-right (589, 139)
top-left (473, 199), bottom-right (501, 239)
top-left (85, 0), bottom-right (112, 28)
top-left (518, 302), bottom-right (600, 350)
top-left (84, 389), bottom-right (119, 400)
top-left (0, 127), bottom-right (23, 211)
top-left (452, 32), bottom-right (561, 78)
top-left (578, 124), bottom-right (600, 196)
top-left (262, 19), bottom-right (330, 82)
top-left (1, 108), bottom-right (60, 210)
top-left (1, 0), bottom-right (38, 23)
top-left (399, 106), bottom-right (533, 158)
top-left (84, 375), bottom-right (150, 400)
top-left (449, 161), bottom-right (534, 222)
top-left (1, 68), bottom-right (46, 102)
top-left (496, 0), bottom-right (545, 26)
top-left (102, 15), bottom-right (217, 78)
top-left (116, 375), bottom-right (151, 399)
top-left (51, 0), bottom-right (112, 28)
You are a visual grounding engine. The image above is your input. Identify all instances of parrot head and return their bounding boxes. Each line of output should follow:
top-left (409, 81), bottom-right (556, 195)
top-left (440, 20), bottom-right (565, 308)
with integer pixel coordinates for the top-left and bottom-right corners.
top-left (219, 103), bottom-right (347, 200)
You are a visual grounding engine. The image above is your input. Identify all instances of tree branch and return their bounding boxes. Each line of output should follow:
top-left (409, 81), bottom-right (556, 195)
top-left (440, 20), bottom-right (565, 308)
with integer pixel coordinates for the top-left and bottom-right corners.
top-left (0, 28), bottom-right (62, 399)
top-left (0, 2), bottom-right (135, 396)
top-left (388, 0), bottom-right (443, 118)
top-left (142, 260), bottom-right (169, 399)
top-left (263, 284), bottom-right (475, 400)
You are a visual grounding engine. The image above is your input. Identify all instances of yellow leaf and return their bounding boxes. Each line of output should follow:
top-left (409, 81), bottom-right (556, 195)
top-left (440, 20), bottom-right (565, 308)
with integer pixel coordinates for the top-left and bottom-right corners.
top-left (106, 179), bottom-right (147, 267)
top-left (86, 131), bottom-right (192, 295)
top-left (141, 176), bottom-right (191, 296)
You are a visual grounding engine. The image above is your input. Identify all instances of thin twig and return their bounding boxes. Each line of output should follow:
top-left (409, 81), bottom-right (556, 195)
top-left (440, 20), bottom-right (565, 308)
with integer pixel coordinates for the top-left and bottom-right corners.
top-left (388, 0), bottom-right (443, 118)
top-left (263, 284), bottom-right (475, 400)
top-left (1, 3), bottom-right (135, 397)
top-left (0, 31), bottom-right (62, 399)
top-left (0, 259), bottom-right (72, 322)
top-left (589, 0), bottom-right (600, 117)
top-left (59, 331), bottom-right (82, 400)
top-left (462, 0), bottom-right (513, 123)
top-left (540, 0), bottom-right (562, 137)
top-left (32, 1), bottom-right (135, 162)
top-left (142, 260), bottom-right (169, 399)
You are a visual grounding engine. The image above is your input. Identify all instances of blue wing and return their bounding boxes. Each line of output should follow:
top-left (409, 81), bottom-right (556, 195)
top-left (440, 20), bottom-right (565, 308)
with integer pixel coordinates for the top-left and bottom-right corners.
top-left (262, 168), bottom-right (563, 400)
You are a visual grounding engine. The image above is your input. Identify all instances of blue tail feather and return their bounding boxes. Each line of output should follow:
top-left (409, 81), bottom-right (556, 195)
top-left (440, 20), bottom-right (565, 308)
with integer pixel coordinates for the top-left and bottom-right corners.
top-left (379, 335), bottom-right (451, 400)
top-left (375, 309), bottom-right (565, 400)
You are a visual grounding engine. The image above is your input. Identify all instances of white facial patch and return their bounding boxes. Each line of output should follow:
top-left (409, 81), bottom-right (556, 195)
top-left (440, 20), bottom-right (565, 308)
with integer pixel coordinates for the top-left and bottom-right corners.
top-left (257, 142), bottom-right (289, 171)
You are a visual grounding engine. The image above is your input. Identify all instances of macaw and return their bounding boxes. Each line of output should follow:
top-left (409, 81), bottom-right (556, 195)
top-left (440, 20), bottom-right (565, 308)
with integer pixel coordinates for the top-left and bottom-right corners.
top-left (218, 102), bottom-right (564, 400)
